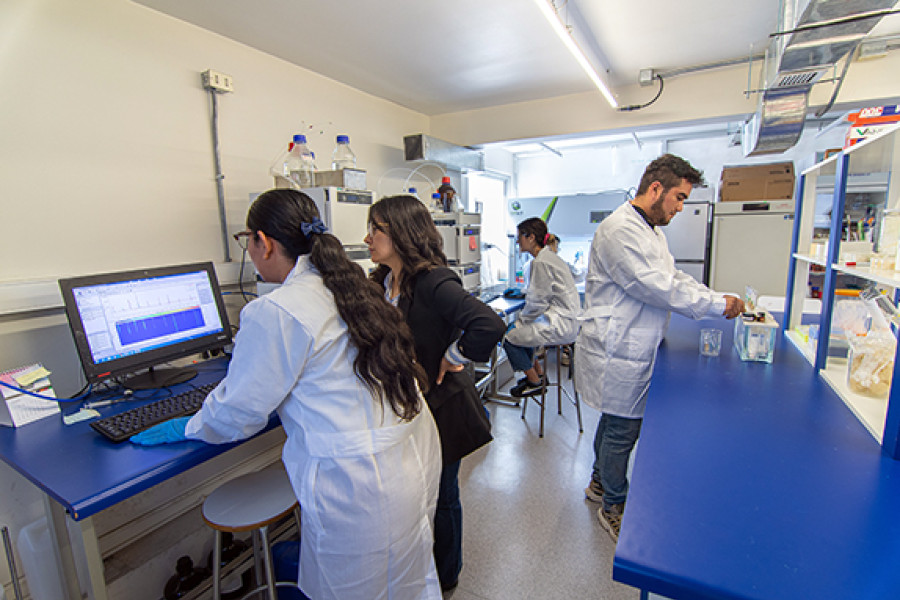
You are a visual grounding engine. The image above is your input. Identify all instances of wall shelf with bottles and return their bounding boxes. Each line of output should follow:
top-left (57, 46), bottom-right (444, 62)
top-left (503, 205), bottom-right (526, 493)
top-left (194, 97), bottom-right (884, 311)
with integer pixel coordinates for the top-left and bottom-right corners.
top-left (784, 123), bottom-right (900, 459)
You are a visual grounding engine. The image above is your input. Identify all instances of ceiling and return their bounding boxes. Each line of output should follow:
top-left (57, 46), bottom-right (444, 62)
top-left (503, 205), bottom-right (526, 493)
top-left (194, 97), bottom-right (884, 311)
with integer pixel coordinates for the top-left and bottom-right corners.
top-left (133, 0), bottom-right (900, 118)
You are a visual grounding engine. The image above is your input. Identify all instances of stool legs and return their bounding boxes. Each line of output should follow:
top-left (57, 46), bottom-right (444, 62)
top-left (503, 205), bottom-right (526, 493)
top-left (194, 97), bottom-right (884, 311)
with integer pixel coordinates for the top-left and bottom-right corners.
top-left (520, 348), bottom-right (547, 437)
top-left (212, 531), bottom-right (222, 599)
top-left (257, 526), bottom-right (278, 600)
top-left (521, 345), bottom-right (582, 437)
top-left (211, 526), bottom-right (282, 600)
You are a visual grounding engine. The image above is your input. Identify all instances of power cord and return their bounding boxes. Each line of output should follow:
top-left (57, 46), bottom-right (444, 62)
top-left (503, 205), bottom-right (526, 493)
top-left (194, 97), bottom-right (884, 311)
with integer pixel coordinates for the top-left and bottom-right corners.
top-left (618, 74), bottom-right (664, 112)
top-left (0, 379), bottom-right (92, 402)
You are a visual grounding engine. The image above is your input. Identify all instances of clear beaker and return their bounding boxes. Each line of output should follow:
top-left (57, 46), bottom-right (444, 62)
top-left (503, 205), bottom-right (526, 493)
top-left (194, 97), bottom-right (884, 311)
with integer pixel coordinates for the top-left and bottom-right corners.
top-left (700, 328), bottom-right (723, 357)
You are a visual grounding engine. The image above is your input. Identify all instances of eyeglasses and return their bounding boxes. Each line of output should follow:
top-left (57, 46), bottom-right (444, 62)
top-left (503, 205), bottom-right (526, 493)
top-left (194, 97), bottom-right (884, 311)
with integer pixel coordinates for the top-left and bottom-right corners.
top-left (367, 222), bottom-right (389, 237)
top-left (233, 230), bottom-right (252, 251)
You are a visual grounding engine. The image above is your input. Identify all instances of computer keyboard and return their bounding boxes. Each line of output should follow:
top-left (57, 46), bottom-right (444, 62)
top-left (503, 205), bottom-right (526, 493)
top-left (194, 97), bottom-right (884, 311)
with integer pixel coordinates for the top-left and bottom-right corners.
top-left (90, 381), bottom-right (220, 443)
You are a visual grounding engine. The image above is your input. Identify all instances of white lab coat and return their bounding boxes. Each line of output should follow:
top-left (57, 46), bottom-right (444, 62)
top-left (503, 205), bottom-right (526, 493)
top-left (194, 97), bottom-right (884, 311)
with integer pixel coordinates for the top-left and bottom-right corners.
top-left (575, 203), bottom-right (727, 418)
top-left (186, 256), bottom-right (442, 600)
top-left (506, 247), bottom-right (582, 347)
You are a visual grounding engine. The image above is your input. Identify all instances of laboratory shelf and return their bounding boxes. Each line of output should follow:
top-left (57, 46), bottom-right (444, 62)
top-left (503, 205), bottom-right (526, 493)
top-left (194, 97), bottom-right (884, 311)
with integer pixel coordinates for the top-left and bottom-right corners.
top-left (785, 328), bottom-right (816, 363)
top-left (785, 331), bottom-right (888, 442)
top-left (791, 253), bottom-right (827, 267)
top-left (820, 359), bottom-right (888, 443)
top-left (785, 123), bottom-right (900, 459)
top-left (831, 264), bottom-right (900, 287)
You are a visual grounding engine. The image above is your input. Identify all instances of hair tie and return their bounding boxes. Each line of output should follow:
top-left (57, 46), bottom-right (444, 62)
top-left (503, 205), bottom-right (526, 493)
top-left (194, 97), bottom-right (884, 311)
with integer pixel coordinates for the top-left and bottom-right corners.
top-left (543, 233), bottom-right (550, 245)
top-left (300, 217), bottom-right (328, 237)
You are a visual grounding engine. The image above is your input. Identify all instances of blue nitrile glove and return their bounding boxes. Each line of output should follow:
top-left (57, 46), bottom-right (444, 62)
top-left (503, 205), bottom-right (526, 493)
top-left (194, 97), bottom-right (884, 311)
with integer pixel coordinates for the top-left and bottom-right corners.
top-left (506, 321), bottom-right (517, 333)
top-left (130, 416), bottom-right (190, 445)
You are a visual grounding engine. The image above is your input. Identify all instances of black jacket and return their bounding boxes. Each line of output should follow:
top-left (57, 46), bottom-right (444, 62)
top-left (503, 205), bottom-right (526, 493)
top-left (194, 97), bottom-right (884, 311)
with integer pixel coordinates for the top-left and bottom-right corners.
top-left (399, 267), bottom-right (505, 389)
top-left (398, 268), bottom-right (505, 464)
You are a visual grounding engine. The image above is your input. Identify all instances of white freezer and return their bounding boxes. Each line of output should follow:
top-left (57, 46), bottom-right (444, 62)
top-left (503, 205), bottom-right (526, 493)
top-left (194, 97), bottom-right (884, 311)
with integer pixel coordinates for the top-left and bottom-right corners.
top-left (710, 200), bottom-right (795, 297)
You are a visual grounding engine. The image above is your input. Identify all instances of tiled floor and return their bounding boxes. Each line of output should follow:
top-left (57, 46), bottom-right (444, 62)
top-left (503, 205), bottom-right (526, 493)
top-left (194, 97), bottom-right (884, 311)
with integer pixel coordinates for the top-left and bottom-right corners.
top-left (446, 356), bottom-right (641, 600)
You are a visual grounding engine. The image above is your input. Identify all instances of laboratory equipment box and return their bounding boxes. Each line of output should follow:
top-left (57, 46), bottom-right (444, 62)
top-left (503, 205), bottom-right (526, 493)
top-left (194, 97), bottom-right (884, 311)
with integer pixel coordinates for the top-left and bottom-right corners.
top-left (734, 312), bottom-right (778, 363)
top-left (314, 168), bottom-right (367, 190)
top-left (719, 162), bottom-right (795, 202)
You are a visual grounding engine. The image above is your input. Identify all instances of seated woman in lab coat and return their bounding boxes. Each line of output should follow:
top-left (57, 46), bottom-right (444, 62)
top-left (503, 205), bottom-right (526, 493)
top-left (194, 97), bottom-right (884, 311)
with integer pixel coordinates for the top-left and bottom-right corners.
top-left (131, 188), bottom-right (443, 600)
top-left (505, 218), bottom-right (582, 397)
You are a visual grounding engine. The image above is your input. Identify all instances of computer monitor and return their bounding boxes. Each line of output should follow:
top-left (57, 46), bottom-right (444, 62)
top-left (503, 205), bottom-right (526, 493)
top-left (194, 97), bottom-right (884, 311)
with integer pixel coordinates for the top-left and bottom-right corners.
top-left (59, 262), bottom-right (233, 390)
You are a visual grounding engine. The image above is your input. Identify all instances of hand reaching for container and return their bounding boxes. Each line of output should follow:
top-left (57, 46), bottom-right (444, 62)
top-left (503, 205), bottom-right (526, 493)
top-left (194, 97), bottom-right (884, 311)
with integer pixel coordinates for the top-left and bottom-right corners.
top-left (723, 295), bottom-right (745, 319)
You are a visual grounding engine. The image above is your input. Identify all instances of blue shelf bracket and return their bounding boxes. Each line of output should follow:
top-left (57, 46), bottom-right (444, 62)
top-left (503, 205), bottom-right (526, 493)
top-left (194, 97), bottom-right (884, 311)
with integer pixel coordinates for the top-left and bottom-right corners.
top-left (815, 154), bottom-right (850, 371)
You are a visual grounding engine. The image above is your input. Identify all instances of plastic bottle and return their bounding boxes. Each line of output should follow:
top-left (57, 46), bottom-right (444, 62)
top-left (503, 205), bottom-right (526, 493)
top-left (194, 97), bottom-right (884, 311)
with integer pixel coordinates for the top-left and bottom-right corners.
top-left (438, 176), bottom-right (458, 212)
top-left (285, 134), bottom-right (316, 188)
top-left (269, 140), bottom-right (294, 180)
top-left (431, 192), bottom-right (443, 212)
top-left (331, 134), bottom-right (357, 170)
top-left (408, 187), bottom-right (418, 200)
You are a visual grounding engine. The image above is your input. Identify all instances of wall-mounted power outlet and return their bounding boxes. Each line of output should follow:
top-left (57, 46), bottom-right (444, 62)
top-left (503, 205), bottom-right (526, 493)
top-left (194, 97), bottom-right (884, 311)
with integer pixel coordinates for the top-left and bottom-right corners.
top-left (201, 69), bottom-right (234, 93)
top-left (638, 68), bottom-right (656, 87)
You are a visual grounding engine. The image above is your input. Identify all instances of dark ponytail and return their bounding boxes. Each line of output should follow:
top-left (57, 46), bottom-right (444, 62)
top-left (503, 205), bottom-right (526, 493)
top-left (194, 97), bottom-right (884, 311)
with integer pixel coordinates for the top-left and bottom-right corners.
top-left (248, 188), bottom-right (427, 420)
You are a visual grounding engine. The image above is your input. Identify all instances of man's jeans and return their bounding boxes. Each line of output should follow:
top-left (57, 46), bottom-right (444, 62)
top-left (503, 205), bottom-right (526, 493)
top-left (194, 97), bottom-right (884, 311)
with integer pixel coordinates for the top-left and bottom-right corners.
top-left (503, 339), bottom-right (535, 372)
top-left (592, 413), bottom-right (642, 510)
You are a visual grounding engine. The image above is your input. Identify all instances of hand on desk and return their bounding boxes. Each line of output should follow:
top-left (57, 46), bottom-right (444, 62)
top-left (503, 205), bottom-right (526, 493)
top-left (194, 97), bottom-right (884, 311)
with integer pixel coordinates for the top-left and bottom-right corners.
top-left (130, 416), bottom-right (190, 445)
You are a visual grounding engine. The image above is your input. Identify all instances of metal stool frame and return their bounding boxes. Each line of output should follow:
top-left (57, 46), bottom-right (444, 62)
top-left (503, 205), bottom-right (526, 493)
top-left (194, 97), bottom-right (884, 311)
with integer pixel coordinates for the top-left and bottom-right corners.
top-left (520, 343), bottom-right (583, 437)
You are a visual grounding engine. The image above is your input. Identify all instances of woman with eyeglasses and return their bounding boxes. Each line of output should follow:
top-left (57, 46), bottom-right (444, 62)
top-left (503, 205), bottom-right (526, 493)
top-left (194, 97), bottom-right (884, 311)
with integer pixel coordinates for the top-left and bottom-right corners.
top-left (365, 194), bottom-right (505, 592)
top-left (504, 218), bottom-right (581, 397)
top-left (132, 188), bottom-right (443, 600)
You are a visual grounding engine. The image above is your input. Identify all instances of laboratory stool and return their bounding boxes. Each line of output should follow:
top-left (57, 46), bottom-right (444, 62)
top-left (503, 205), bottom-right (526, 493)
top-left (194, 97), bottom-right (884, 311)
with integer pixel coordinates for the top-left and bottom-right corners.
top-left (521, 344), bottom-right (583, 437)
top-left (202, 464), bottom-right (302, 600)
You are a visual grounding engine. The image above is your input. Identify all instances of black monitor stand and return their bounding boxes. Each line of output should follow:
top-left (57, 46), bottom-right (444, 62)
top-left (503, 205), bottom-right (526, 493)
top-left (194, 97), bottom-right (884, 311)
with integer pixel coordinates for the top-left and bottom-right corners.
top-left (124, 366), bottom-right (198, 391)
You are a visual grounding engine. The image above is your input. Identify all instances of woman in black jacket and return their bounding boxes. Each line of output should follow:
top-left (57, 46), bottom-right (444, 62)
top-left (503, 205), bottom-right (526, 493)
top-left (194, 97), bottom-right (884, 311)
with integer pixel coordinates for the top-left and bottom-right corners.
top-left (365, 195), bottom-right (505, 591)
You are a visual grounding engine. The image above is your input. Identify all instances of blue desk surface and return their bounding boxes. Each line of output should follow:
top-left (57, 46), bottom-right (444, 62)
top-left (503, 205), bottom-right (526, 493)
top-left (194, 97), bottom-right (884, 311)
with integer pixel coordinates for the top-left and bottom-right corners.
top-left (0, 360), bottom-right (281, 521)
top-left (613, 316), bottom-right (900, 600)
top-left (486, 295), bottom-right (526, 317)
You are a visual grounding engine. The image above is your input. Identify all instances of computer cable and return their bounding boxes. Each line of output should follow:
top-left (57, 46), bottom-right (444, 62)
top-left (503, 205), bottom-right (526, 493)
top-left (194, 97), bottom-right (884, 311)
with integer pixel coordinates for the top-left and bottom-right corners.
top-left (0, 379), bottom-right (93, 402)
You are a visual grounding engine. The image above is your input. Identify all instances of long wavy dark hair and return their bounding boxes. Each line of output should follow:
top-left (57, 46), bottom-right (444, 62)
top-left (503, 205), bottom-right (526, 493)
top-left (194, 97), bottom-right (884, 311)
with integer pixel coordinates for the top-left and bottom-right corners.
top-left (247, 188), bottom-right (427, 419)
top-left (367, 195), bottom-right (447, 296)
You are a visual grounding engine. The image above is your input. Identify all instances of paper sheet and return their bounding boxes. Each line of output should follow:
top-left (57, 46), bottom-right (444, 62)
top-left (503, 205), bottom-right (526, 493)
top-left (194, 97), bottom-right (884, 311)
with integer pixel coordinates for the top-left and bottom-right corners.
top-left (0, 363), bottom-right (61, 427)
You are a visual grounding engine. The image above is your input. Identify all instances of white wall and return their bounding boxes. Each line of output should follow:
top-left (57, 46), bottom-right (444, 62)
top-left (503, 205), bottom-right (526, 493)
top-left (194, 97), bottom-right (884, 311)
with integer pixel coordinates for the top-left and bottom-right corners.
top-left (513, 125), bottom-right (849, 200)
top-left (0, 1), bottom-right (428, 597)
top-left (430, 54), bottom-right (900, 147)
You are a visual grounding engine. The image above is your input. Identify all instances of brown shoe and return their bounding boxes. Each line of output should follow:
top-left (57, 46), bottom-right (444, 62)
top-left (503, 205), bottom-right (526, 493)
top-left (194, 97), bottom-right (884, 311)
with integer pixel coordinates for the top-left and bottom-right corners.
top-left (584, 479), bottom-right (604, 503)
top-left (597, 502), bottom-right (624, 542)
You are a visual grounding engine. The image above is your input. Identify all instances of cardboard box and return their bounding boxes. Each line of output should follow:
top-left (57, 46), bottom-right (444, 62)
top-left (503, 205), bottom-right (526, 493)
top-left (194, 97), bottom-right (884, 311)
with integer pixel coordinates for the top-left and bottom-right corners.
top-left (845, 123), bottom-right (899, 149)
top-left (844, 106), bottom-right (900, 148)
top-left (719, 162), bottom-right (795, 202)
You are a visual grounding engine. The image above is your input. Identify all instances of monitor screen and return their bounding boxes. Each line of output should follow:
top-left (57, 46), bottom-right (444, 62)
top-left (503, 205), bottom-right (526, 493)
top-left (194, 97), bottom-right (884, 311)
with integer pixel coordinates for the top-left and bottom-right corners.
top-left (59, 262), bottom-right (233, 390)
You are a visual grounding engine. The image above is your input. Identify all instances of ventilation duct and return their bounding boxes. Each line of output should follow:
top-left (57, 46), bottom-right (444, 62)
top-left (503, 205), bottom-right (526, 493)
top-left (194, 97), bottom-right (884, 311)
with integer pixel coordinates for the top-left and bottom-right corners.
top-left (403, 134), bottom-right (484, 171)
top-left (743, 0), bottom-right (898, 156)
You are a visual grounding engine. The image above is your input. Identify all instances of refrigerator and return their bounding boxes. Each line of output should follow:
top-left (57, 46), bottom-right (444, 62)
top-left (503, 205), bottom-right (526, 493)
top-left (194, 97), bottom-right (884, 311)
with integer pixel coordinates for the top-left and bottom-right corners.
top-left (665, 201), bottom-right (712, 284)
top-left (710, 199), bottom-right (795, 297)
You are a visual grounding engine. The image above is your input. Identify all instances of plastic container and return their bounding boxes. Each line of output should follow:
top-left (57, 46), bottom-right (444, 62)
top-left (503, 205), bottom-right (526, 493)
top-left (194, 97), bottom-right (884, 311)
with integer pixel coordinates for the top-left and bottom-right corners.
top-left (17, 518), bottom-right (66, 600)
top-left (331, 134), bottom-right (357, 170)
top-left (430, 192), bottom-right (443, 211)
top-left (847, 333), bottom-right (894, 398)
top-left (269, 141), bottom-right (294, 181)
top-left (733, 312), bottom-right (778, 363)
top-left (285, 134), bottom-right (316, 188)
top-left (407, 187), bottom-right (418, 200)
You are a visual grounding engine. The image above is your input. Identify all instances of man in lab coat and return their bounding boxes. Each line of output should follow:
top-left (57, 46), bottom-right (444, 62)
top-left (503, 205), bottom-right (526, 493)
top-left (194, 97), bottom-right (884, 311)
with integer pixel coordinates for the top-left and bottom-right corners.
top-left (576, 154), bottom-right (744, 542)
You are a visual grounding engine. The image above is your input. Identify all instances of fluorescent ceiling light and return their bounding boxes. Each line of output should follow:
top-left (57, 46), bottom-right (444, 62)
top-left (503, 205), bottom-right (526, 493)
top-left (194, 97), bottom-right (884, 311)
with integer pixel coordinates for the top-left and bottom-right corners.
top-left (532, 0), bottom-right (618, 109)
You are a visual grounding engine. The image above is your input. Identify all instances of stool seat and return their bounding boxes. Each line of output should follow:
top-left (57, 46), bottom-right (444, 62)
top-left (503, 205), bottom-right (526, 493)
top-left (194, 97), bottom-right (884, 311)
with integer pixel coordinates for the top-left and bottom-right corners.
top-left (203, 466), bottom-right (298, 532)
top-left (203, 465), bottom-right (301, 600)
